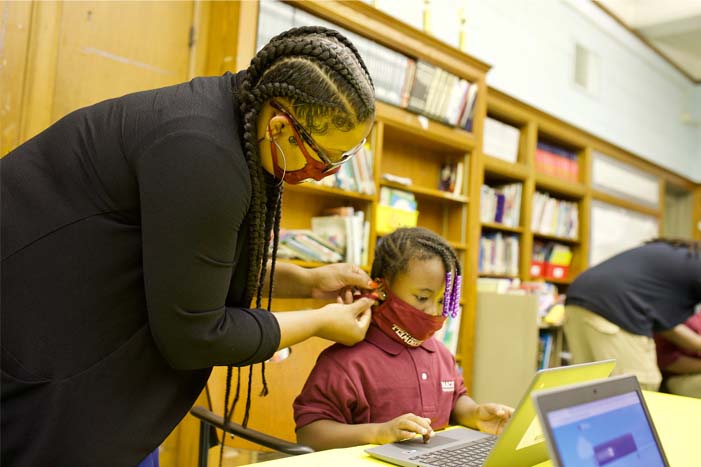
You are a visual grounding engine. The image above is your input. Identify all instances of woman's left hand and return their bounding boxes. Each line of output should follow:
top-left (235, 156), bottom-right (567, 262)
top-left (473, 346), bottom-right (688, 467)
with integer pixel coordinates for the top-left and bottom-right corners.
top-left (309, 263), bottom-right (374, 304)
top-left (473, 403), bottom-right (514, 435)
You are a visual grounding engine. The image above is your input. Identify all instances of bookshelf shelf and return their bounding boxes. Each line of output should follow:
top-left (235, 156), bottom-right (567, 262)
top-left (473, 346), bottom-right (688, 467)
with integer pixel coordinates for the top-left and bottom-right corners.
top-left (380, 180), bottom-right (469, 203)
top-left (376, 102), bottom-right (476, 152)
top-left (284, 182), bottom-right (376, 202)
top-left (535, 173), bottom-right (587, 199)
top-left (481, 222), bottom-right (524, 234)
top-left (479, 273), bottom-right (520, 279)
top-left (449, 241), bottom-right (468, 251)
top-left (532, 232), bottom-right (580, 244)
top-left (483, 155), bottom-right (529, 181)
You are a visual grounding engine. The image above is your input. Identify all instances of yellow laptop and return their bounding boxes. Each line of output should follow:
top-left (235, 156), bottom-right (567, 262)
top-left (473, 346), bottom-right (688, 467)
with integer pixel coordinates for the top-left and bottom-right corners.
top-left (365, 360), bottom-right (616, 467)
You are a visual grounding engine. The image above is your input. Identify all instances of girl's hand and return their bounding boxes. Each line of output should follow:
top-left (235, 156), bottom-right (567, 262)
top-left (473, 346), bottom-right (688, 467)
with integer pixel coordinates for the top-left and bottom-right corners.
top-left (317, 298), bottom-right (374, 346)
top-left (374, 413), bottom-right (434, 445)
top-left (473, 403), bottom-right (514, 435)
top-left (309, 263), bottom-right (375, 303)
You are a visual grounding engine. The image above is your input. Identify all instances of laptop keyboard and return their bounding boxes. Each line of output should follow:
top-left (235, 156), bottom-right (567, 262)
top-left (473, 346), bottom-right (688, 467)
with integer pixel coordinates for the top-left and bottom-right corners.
top-left (408, 435), bottom-right (498, 466)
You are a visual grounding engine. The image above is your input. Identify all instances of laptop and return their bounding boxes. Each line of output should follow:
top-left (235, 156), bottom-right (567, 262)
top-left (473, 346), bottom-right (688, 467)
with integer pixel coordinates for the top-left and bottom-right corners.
top-left (365, 360), bottom-right (616, 467)
top-left (532, 374), bottom-right (669, 467)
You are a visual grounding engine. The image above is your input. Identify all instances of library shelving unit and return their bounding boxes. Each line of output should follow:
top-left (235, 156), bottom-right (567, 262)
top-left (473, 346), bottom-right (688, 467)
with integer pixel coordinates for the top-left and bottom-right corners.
top-left (178, 0), bottom-right (491, 458)
top-left (480, 87), bottom-right (701, 376)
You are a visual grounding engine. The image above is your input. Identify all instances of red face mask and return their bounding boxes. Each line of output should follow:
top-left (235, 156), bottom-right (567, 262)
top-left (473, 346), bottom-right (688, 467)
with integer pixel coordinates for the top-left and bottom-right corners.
top-left (372, 286), bottom-right (446, 348)
top-left (268, 116), bottom-right (341, 185)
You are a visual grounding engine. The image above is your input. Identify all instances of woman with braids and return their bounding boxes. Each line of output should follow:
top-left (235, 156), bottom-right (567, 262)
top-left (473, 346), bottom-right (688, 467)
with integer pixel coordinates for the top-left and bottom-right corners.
top-left (564, 238), bottom-right (701, 391)
top-left (293, 227), bottom-right (514, 450)
top-left (1, 27), bottom-right (376, 467)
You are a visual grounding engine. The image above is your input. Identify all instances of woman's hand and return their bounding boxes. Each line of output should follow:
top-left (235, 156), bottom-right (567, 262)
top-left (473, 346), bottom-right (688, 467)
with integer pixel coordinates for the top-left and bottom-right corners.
top-left (317, 298), bottom-right (374, 346)
top-left (309, 263), bottom-right (375, 303)
top-left (472, 403), bottom-right (514, 435)
top-left (373, 413), bottom-right (434, 445)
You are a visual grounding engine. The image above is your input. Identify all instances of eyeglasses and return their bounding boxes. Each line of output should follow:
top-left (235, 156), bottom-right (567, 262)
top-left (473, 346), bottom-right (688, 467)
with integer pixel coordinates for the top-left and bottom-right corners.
top-left (270, 100), bottom-right (366, 172)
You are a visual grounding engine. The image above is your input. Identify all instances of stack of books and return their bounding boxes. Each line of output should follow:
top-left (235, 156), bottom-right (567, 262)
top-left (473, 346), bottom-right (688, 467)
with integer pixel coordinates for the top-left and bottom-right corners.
top-left (535, 142), bottom-right (579, 182)
top-left (277, 230), bottom-right (345, 264)
top-left (532, 192), bottom-right (579, 239)
top-left (311, 142), bottom-right (375, 195)
top-left (479, 232), bottom-right (519, 276)
top-left (311, 207), bottom-right (370, 267)
top-left (480, 183), bottom-right (522, 227)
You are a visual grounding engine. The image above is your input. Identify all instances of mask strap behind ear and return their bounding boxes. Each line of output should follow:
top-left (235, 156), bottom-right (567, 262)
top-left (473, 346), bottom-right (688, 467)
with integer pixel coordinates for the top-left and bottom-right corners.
top-left (271, 135), bottom-right (286, 187)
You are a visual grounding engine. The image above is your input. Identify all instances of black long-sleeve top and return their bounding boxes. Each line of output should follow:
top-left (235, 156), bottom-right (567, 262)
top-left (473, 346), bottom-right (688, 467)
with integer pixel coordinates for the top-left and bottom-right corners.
top-left (566, 242), bottom-right (701, 336)
top-left (1, 71), bottom-right (281, 466)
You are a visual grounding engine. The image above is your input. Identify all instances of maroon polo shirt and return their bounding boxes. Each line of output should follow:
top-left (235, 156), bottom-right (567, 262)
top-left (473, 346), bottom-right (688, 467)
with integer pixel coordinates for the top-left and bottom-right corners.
top-left (293, 324), bottom-right (467, 431)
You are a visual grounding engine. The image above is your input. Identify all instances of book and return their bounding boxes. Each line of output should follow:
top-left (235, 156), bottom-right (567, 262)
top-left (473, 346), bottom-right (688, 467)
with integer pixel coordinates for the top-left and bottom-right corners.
top-left (407, 60), bottom-right (437, 115)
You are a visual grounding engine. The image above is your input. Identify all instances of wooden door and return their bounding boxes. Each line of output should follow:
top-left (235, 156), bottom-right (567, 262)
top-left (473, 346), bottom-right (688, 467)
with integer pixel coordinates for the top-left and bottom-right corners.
top-left (52, 1), bottom-right (194, 120)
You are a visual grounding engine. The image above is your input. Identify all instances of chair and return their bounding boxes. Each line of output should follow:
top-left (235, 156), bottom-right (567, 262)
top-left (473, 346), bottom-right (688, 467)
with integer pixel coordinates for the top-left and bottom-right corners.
top-left (189, 406), bottom-right (314, 467)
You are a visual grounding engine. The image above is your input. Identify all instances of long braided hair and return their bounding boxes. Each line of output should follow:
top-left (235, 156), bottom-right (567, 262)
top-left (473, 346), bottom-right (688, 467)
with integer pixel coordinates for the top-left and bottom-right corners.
top-left (371, 227), bottom-right (462, 284)
top-left (220, 26), bottom-right (374, 454)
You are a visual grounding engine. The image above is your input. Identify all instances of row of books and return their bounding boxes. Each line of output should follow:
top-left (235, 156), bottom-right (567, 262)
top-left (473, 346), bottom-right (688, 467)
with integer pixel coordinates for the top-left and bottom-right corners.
top-left (278, 230), bottom-right (344, 264)
top-left (531, 241), bottom-right (573, 281)
top-left (438, 161), bottom-right (465, 196)
top-left (404, 60), bottom-right (479, 129)
top-left (532, 191), bottom-right (579, 239)
top-left (311, 142), bottom-right (375, 195)
top-left (480, 183), bottom-right (522, 227)
top-left (479, 232), bottom-right (519, 276)
top-left (276, 207), bottom-right (370, 266)
top-left (535, 142), bottom-right (579, 182)
top-left (483, 117), bottom-right (520, 163)
top-left (256, 1), bottom-right (478, 129)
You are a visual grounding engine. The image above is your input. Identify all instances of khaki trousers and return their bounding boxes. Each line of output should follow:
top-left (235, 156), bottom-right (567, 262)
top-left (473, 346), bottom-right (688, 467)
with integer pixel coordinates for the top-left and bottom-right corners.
top-left (564, 305), bottom-right (662, 391)
top-left (665, 373), bottom-right (701, 398)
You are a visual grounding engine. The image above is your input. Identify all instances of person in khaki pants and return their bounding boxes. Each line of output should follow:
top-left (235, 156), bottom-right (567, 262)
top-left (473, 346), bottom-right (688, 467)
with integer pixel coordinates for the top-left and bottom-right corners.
top-left (564, 239), bottom-right (701, 391)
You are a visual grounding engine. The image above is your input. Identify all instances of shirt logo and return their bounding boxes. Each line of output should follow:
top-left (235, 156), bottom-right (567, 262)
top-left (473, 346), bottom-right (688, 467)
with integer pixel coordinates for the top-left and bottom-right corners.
top-left (441, 380), bottom-right (455, 393)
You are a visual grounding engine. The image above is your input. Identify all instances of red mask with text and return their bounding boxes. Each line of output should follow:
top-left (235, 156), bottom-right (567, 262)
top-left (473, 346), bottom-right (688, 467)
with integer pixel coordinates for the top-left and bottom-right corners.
top-left (372, 285), bottom-right (446, 348)
top-left (269, 116), bottom-right (340, 184)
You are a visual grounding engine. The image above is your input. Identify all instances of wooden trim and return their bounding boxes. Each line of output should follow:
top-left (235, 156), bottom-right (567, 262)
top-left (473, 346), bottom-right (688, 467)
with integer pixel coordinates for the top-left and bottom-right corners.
top-left (693, 187), bottom-right (701, 240)
top-left (380, 180), bottom-right (469, 203)
top-left (20, 1), bottom-right (62, 142)
top-left (483, 156), bottom-right (529, 181)
top-left (283, 182), bottom-right (376, 202)
top-left (592, 190), bottom-right (662, 218)
top-left (481, 222), bottom-right (524, 234)
top-left (288, 0), bottom-right (491, 81)
top-left (234, 1), bottom-right (259, 71)
top-left (592, 0), bottom-right (699, 84)
top-left (376, 102), bottom-right (476, 151)
top-left (534, 173), bottom-right (587, 199)
top-left (532, 232), bottom-right (580, 244)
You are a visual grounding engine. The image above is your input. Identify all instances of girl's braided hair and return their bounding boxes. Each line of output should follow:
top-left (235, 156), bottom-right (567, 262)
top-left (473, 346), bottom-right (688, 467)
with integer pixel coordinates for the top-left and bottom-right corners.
top-left (371, 227), bottom-right (462, 283)
top-left (646, 237), bottom-right (701, 258)
top-left (220, 26), bottom-right (374, 452)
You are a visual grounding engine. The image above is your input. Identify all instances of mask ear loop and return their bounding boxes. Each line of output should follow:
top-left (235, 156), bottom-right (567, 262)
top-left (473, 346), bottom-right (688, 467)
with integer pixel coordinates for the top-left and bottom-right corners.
top-left (271, 136), bottom-right (286, 188)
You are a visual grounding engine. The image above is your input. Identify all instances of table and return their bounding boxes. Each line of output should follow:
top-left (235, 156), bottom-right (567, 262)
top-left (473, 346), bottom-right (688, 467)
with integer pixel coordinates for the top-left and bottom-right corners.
top-left (251, 391), bottom-right (700, 466)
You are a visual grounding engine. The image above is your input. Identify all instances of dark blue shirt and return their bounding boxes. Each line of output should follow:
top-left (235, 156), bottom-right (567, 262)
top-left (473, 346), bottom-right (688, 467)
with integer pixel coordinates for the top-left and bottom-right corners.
top-left (566, 242), bottom-right (701, 336)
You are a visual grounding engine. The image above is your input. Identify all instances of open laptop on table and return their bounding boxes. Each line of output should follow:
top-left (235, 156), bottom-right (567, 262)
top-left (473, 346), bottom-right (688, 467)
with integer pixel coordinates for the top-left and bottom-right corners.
top-left (365, 359), bottom-right (616, 467)
top-left (532, 374), bottom-right (669, 467)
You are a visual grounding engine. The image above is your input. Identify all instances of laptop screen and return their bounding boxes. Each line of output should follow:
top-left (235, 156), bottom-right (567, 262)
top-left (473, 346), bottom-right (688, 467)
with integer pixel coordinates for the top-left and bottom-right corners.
top-left (545, 391), bottom-right (666, 467)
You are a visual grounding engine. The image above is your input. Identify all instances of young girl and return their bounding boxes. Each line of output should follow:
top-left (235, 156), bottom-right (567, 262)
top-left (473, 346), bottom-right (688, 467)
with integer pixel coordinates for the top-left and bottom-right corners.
top-left (293, 227), bottom-right (514, 450)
